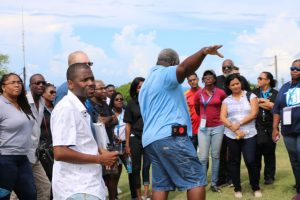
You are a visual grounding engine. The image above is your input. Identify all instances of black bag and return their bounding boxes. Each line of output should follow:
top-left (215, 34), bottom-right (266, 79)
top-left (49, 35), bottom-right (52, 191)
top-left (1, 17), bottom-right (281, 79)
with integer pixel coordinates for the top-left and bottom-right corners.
top-left (256, 128), bottom-right (272, 145)
top-left (36, 142), bottom-right (54, 180)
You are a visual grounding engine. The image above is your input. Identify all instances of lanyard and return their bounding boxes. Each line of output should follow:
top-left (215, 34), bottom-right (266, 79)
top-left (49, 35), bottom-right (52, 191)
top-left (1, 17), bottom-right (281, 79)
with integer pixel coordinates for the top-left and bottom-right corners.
top-left (200, 88), bottom-right (216, 115)
top-left (260, 87), bottom-right (271, 99)
top-left (287, 82), bottom-right (300, 106)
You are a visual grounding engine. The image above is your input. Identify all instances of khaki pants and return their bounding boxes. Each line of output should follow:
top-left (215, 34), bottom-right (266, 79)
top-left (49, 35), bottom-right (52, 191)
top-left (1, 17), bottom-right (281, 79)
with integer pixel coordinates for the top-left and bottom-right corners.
top-left (11, 161), bottom-right (51, 200)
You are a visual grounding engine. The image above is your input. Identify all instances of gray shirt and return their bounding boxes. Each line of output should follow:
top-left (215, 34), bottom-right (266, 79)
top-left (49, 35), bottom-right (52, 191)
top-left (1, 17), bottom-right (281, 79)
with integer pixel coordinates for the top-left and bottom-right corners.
top-left (0, 95), bottom-right (34, 155)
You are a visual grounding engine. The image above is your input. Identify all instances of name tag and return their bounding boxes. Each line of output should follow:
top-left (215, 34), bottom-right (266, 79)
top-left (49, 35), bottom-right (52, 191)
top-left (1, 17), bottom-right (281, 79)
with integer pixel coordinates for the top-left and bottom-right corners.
top-left (283, 107), bottom-right (292, 125)
top-left (200, 118), bottom-right (207, 131)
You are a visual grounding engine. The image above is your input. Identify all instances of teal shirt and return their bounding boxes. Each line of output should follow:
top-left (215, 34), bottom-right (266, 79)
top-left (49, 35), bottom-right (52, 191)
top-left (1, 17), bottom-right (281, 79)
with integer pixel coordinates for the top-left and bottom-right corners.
top-left (139, 65), bottom-right (192, 147)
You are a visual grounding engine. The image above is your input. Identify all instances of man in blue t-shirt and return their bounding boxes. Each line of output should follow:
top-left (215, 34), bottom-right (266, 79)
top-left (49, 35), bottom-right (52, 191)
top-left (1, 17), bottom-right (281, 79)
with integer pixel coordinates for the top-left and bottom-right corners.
top-left (139, 45), bottom-right (223, 200)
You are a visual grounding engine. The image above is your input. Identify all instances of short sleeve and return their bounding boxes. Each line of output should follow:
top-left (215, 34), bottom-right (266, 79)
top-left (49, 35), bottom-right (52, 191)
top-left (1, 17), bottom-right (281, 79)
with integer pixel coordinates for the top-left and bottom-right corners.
top-left (250, 93), bottom-right (257, 100)
top-left (123, 101), bottom-right (133, 124)
top-left (51, 107), bottom-right (77, 146)
top-left (161, 66), bottom-right (179, 89)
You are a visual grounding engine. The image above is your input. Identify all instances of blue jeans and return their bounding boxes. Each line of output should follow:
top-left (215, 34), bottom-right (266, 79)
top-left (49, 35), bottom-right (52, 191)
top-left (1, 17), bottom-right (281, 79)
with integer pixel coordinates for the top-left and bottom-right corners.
top-left (145, 136), bottom-right (206, 191)
top-left (198, 125), bottom-right (224, 186)
top-left (0, 155), bottom-right (36, 200)
top-left (283, 135), bottom-right (300, 194)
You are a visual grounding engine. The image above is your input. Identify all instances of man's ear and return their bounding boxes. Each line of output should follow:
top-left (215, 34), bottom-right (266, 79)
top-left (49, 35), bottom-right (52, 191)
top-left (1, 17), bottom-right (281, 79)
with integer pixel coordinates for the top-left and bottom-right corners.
top-left (67, 80), bottom-right (73, 90)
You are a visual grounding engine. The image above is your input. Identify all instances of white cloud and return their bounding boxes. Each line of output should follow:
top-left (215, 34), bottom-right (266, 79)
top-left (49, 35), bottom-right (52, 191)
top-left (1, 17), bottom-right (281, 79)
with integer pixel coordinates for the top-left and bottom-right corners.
top-left (233, 15), bottom-right (300, 87)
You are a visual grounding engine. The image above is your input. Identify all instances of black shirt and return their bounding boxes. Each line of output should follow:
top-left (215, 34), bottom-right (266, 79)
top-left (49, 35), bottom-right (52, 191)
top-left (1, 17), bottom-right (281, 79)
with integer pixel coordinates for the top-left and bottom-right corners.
top-left (252, 87), bottom-right (278, 128)
top-left (90, 100), bottom-right (115, 144)
top-left (216, 74), bottom-right (250, 95)
top-left (123, 97), bottom-right (144, 138)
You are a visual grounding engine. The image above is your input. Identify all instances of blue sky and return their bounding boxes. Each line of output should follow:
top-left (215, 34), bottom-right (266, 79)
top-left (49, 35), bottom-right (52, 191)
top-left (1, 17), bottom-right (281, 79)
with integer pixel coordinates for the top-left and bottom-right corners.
top-left (1, 0), bottom-right (300, 88)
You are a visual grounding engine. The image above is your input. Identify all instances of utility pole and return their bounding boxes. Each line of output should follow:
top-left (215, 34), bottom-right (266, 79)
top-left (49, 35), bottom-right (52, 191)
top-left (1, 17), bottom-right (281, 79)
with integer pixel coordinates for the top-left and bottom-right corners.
top-left (274, 55), bottom-right (278, 90)
top-left (21, 5), bottom-right (26, 87)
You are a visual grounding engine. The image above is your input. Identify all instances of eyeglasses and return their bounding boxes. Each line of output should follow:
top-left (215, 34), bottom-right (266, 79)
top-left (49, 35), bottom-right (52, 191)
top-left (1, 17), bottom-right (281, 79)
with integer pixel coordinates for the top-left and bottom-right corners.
top-left (3, 81), bottom-right (23, 85)
top-left (31, 81), bottom-right (46, 86)
top-left (257, 77), bottom-right (267, 81)
top-left (115, 98), bottom-right (123, 101)
top-left (222, 65), bottom-right (232, 70)
top-left (85, 62), bottom-right (93, 67)
top-left (49, 90), bottom-right (56, 95)
top-left (290, 66), bottom-right (300, 71)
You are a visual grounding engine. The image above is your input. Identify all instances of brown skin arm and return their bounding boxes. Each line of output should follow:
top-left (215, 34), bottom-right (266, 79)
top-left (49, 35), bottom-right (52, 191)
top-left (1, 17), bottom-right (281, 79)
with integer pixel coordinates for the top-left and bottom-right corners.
top-left (176, 45), bottom-right (223, 83)
top-left (258, 98), bottom-right (274, 110)
top-left (125, 123), bottom-right (131, 156)
top-left (54, 146), bottom-right (118, 166)
top-left (272, 113), bottom-right (281, 141)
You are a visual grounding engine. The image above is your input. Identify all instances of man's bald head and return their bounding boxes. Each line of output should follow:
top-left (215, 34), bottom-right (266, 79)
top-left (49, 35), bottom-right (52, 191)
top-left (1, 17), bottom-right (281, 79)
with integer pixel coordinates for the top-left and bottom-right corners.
top-left (68, 51), bottom-right (91, 66)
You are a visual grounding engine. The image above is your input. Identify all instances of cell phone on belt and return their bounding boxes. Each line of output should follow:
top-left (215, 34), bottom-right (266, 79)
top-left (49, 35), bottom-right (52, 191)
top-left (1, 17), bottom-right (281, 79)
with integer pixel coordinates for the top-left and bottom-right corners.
top-left (171, 124), bottom-right (187, 136)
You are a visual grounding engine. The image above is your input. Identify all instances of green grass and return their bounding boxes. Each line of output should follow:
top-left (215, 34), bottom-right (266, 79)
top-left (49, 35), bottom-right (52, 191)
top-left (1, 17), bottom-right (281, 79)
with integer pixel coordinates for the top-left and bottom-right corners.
top-left (117, 139), bottom-right (297, 200)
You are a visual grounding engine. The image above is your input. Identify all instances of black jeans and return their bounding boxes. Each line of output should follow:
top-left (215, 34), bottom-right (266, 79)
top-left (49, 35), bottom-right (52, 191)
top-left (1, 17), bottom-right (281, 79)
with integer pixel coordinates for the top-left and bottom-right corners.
top-left (226, 136), bottom-right (260, 192)
top-left (217, 136), bottom-right (231, 185)
top-left (142, 149), bottom-right (151, 185)
top-left (129, 136), bottom-right (143, 195)
top-left (255, 128), bottom-right (276, 182)
top-left (0, 155), bottom-right (37, 200)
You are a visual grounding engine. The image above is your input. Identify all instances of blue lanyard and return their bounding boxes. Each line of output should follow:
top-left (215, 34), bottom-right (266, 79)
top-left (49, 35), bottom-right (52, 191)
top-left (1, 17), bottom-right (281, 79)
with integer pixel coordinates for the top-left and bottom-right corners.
top-left (200, 88), bottom-right (216, 114)
top-left (287, 82), bottom-right (300, 106)
top-left (260, 87), bottom-right (271, 99)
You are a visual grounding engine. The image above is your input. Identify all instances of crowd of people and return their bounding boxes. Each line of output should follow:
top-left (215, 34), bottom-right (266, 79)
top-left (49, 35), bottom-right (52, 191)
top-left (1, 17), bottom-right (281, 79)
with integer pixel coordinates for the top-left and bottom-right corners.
top-left (0, 47), bottom-right (300, 200)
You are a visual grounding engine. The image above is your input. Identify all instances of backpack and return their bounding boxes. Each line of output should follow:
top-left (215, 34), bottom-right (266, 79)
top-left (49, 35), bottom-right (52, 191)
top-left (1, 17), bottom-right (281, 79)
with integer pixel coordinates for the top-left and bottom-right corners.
top-left (246, 91), bottom-right (252, 103)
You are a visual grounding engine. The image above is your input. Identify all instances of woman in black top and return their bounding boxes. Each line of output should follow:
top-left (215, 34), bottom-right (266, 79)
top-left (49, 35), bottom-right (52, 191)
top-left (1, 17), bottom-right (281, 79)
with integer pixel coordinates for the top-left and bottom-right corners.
top-left (252, 72), bottom-right (278, 185)
top-left (124, 77), bottom-right (146, 200)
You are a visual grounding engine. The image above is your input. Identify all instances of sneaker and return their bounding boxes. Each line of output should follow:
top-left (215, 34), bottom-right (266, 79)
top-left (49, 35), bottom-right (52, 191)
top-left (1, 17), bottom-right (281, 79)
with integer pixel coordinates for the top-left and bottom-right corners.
top-left (210, 185), bottom-right (222, 193)
top-left (254, 190), bottom-right (262, 198)
top-left (234, 191), bottom-right (243, 198)
top-left (117, 187), bottom-right (122, 194)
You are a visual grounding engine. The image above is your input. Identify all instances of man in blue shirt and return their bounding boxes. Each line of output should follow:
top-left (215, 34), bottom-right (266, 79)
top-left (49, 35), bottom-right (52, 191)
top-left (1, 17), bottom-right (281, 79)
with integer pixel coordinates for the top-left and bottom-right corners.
top-left (139, 45), bottom-right (223, 200)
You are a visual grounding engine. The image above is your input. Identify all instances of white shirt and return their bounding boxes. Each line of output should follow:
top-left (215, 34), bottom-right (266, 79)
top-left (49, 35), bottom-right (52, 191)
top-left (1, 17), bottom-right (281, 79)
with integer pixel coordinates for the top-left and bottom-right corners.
top-left (223, 91), bottom-right (257, 139)
top-left (26, 92), bottom-right (45, 163)
top-left (51, 91), bottom-right (105, 200)
top-left (113, 109), bottom-right (126, 141)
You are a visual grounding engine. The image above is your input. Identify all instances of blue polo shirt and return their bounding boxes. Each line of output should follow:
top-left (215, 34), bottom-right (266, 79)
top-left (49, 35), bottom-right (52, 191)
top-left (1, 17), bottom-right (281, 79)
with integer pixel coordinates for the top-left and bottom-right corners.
top-left (139, 65), bottom-right (192, 147)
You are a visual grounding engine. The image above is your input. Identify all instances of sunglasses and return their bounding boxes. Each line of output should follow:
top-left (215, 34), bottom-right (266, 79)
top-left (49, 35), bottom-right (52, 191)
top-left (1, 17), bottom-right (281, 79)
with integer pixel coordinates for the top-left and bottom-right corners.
top-left (32, 81), bottom-right (46, 86)
top-left (49, 90), bottom-right (56, 95)
top-left (222, 65), bottom-right (232, 70)
top-left (290, 66), bottom-right (300, 71)
top-left (115, 98), bottom-right (123, 101)
top-left (257, 77), bottom-right (267, 81)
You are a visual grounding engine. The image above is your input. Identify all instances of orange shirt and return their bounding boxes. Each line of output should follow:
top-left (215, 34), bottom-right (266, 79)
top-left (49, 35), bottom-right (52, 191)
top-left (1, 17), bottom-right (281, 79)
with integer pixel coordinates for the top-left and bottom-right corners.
top-left (185, 87), bottom-right (201, 135)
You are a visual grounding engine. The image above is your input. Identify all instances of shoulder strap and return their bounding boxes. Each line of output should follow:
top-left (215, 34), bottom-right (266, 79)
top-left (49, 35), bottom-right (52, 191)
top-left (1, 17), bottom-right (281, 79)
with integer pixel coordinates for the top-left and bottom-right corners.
top-left (246, 91), bottom-right (251, 103)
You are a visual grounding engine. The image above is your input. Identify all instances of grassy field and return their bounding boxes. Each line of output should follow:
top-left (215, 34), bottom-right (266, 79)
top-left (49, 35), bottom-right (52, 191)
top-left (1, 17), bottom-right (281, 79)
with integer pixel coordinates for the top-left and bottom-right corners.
top-left (117, 139), bottom-right (297, 200)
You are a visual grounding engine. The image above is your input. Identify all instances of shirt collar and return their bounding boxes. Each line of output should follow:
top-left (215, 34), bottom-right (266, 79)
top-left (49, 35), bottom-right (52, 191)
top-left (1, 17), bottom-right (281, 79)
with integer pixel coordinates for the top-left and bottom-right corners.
top-left (67, 90), bottom-right (87, 113)
top-left (26, 91), bottom-right (45, 106)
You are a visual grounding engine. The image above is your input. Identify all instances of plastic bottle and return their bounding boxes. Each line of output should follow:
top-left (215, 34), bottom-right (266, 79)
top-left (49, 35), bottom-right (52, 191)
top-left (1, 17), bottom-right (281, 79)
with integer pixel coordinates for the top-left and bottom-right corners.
top-left (126, 156), bottom-right (132, 174)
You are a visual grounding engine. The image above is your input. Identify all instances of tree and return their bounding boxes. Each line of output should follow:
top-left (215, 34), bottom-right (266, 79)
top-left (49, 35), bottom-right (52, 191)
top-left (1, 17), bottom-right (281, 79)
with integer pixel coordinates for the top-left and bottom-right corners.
top-left (0, 54), bottom-right (9, 78)
top-left (116, 82), bottom-right (131, 104)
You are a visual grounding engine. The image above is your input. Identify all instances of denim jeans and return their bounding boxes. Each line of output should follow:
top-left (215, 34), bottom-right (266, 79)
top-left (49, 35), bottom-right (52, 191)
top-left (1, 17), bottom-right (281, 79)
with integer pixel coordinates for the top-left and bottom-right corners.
top-left (198, 125), bottom-right (224, 186)
top-left (283, 134), bottom-right (300, 194)
top-left (0, 155), bottom-right (36, 200)
top-left (226, 136), bottom-right (260, 192)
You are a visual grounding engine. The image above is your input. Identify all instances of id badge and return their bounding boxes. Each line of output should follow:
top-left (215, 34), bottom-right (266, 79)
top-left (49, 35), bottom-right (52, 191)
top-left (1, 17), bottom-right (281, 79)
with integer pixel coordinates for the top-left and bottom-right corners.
top-left (200, 118), bottom-right (207, 131)
top-left (283, 107), bottom-right (292, 125)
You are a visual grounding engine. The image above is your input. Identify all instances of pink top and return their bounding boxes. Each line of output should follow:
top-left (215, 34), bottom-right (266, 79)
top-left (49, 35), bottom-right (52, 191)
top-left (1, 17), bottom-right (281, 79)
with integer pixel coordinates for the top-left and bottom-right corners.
top-left (194, 87), bottom-right (226, 127)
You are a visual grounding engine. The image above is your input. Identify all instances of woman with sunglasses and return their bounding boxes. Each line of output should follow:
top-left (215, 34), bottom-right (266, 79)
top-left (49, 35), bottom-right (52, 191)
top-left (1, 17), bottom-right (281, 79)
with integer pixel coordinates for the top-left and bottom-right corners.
top-left (273, 59), bottom-right (300, 200)
top-left (252, 72), bottom-right (278, 185)
top-left (220, 73), bottom-right (261, 198)
top-left (38, 83), bottom-right (56, 181)
top-left (0, 73), bottom-right (36, 200)
top-left (194, 70), bottom-right (226, 193)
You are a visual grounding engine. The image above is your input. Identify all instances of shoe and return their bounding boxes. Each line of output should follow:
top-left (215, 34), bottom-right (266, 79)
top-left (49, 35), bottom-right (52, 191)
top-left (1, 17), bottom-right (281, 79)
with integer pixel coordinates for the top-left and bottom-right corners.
top-left (227, 180), bottom-right (234, 188)
top-left (254, 190), bottom-right (262, 198)
top-left (210, 185), bottom-right (222, 193)
top-left (117, 187), bottom-right (122, 194)
top-left (234, 191), bottom-right (243, 198)
top-left (264, 179), bottom-right (274, 185)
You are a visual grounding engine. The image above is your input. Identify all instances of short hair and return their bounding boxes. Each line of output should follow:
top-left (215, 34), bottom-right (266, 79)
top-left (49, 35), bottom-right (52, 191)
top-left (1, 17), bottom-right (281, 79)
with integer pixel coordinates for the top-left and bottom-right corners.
top-left (232, 66), bottom-right (239, 70)
top-left (156, 48), bottom-right (180, 66)
top-left (292, 59), bottom-right (300, 65)
top-left (262, 71), bottom-right (277, 88)
top-left (105, 84), bottom-right (115, 89)
top-left (67, 63), bottom-right (91, 81)
top-left (202, 70), bottom-right (217, 85)
top-left (224, 73), bottom-right (244, 95)
top-left (187, 73), bottom-right (198, 79)
top-left (29, 73), bottom-right (44, 84)
top-left (129, 77), bottom-right (145, 98)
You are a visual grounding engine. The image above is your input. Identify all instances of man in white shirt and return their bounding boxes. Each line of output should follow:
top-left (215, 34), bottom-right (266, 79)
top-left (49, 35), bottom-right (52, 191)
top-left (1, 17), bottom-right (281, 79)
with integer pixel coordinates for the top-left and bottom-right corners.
top-left (27, 74), bottom-right (51, 200)
top-left (51, 63), bottom-right (118, 200)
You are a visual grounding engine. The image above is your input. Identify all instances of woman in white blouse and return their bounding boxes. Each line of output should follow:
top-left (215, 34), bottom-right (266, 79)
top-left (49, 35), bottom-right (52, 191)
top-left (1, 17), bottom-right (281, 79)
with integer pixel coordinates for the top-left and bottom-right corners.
top-left (220, 73), bottom-right (261, 199)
